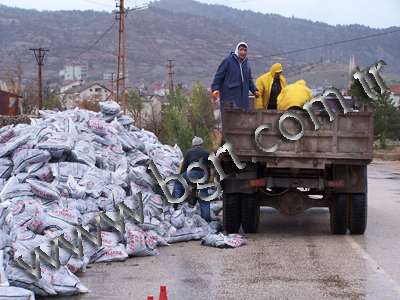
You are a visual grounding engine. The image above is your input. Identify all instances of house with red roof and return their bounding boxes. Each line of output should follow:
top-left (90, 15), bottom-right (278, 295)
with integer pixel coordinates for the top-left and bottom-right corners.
top-left (388, 85), bottom-right (400, 109)
top-left (147, 82), bottom-right (169, 96)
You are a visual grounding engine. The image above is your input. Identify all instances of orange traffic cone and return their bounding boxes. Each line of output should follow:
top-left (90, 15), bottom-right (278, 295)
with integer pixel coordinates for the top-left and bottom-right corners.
top-left (159, 286), bottom-right (168, 300)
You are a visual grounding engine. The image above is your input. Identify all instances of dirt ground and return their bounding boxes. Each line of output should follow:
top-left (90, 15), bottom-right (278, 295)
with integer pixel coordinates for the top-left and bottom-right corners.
top-left (371, 158), bottom-right (400, 173)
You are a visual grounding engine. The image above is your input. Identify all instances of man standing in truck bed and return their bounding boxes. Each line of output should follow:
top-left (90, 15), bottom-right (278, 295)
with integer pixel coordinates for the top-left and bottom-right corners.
top-left (255, 63), bottom-right (286, 109)
top-left (211, 42), bottom-right (260, 118)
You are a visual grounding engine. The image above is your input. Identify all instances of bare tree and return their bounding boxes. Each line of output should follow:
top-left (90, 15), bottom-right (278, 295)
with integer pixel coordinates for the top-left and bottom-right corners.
top-left (143, 97), bottom-right (164, 138)
top-left (77, 95), bottom-right (100, 112)
top-left (1, 57), bottom-right (38, 115)
top-left (125, 89), bottom-right (144, 128)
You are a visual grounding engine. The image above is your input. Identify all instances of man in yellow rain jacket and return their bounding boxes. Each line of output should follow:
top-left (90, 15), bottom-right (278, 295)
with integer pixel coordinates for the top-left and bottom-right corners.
top-left (255, 63), bottom-right (286, 109)
top-left (277, 80), bottom-right (312, 110)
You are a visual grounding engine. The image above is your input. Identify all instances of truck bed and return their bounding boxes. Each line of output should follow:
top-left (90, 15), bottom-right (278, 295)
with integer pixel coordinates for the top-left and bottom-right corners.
top-left (221, 108), bottom-right (374, 168)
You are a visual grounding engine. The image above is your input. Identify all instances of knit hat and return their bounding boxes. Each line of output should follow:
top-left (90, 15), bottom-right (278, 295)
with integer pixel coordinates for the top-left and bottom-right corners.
top-left (192, 136), bottom-right (203, 146)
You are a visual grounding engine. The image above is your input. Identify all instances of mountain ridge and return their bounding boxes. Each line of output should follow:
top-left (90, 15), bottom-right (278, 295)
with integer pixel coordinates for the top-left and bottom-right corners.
top-left (0, 0), bottom-right (398, 91)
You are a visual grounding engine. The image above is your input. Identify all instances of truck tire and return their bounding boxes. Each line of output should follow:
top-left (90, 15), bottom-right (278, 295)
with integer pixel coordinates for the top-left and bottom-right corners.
top-left (241, 193), bottom-right (259, 233)
top-left (330, 193), bottom-right (348, 234)
top-left (223, 193), bottom-right (242, 233)
top-left (348, 193), bottom-right (367, 234)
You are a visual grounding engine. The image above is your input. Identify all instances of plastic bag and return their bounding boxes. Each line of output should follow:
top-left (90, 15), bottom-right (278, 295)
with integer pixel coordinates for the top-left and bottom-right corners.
top-left (70, 140), bottom-right (96, 166)
top-left (48, 207), bottom-right (82, 226)
top-left (12, 149), bottom-right (51, 174)
top-left (26, 179), bottom-right (60, 200)
top-left (88, 118), bottom-right (108, 136)
top-left (94, 244), bottom-right (128, 263)
top-left (8, 199), bottom-right (43, 228)
top-left (0, 286), bottom-right (35, 299)
top-left (26, 205), bottom-right (73, 234)
top-left (124, 221), bottom-right (158, 257)
top-left (0, 177), bottom-right (34, 201)
top-left (36, 132), bottom-right (74, 158)
top-left (201, 233), bottom-right (247, 248)
top-left (99, 101), bottom-right (121, 115)
top-left (49, 265), bottom-right (90, 296)
top-left (0, 126), bottom-right (15, 144)
top-left (50, 162), bottom-right (90, 183)
top-left (0, 134), bottom-right (30, 158)
top-left (0, 157), bottom-right (13, 179)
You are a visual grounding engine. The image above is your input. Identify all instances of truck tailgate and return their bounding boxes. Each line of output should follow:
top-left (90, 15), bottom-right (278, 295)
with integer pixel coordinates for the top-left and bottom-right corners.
top-left (221, 109), bottom-right (373, 166)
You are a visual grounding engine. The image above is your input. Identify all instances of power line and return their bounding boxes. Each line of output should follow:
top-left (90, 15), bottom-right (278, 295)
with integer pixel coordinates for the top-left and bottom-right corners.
top-left (125, 13), bottom-right (164, 64)
top-left (77, 19), bottom-right (118, 57)
top-left (251, 28), bottom-right (400, 61)
top-left (125, 8), bottom-right (161, 58)
top-left (47, 18), bottom-right (118, 60)
top-left (125, 16), bottom-right (162, 64)
top-left (83, 0), bottom-right (116, 8)
top-left (128, 0), bottom-right (164, 62)
top-left (133, 2), bottom-right (163, 55)
top-left (210, 0), bottom-right (257, 5)
top-left (82, 0), bottom-right (115, 8)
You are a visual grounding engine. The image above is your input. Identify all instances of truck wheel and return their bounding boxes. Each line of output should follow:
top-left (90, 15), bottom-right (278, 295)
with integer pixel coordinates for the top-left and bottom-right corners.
top-left (348, 193), bottom-right (367, 234)
top-left (223, 193), bottom-right (242, 233)
top-left (330, 193), bottom-right (348, 234)
top-left (241, 193), bottom-right (259, 233)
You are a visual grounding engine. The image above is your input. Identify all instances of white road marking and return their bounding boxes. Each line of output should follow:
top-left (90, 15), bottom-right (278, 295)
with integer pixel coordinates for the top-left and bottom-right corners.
top-left (345, 235), bottom-right (400, 294)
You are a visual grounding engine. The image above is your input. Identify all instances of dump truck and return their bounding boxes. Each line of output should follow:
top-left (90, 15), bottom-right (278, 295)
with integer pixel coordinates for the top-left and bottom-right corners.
top-left (220, 96), bottom-right (373, 234)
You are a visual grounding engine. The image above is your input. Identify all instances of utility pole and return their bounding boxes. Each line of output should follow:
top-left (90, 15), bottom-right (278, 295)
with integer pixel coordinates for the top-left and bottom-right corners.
top-left (111, 72), bottom-right (114, 100)
top-left (29, 47), bottom-right (49, 111)
top-left (167, 59), bottom-right (174, 90)
top-left (115, 0), bottom-right (126, 112)
top-left (115, 1), bottom-right (148, 114)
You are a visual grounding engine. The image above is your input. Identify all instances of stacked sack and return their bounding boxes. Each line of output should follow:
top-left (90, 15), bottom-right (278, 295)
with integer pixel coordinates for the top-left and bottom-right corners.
top-left (0, 102), bottom-right (242, 298)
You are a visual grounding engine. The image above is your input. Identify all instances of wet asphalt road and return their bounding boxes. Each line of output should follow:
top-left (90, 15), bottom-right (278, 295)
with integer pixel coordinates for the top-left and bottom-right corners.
top-left (45, 161), bottom-right (400, 300)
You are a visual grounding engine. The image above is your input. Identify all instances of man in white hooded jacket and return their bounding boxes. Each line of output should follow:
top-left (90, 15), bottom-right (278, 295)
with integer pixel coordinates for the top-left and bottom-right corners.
top-left (211, 42), bottom-right (259, 117)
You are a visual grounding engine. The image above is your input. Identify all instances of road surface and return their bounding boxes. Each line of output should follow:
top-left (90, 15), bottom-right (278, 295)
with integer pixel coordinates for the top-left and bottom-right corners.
top-left (42, 160), bottom-right (400, 300)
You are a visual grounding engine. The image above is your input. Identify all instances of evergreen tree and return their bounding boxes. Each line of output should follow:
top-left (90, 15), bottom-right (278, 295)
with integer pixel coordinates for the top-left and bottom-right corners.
top-left (372, 84), bottom-right (400, 142)
top-left (346, 79), bottom-right (370, 107)
top-left (162, 88), bottom-right (194, 153)
top-left (348, 80), bottom-right (400, 144)
top-left (162, 80), bottom-right (215, 153)
top-left (189, 79), bottom-right (215, 150)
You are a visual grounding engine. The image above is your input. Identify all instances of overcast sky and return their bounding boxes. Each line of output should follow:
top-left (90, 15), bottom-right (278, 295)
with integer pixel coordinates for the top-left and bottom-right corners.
top-left (0, 0), bottom-right (398, 29)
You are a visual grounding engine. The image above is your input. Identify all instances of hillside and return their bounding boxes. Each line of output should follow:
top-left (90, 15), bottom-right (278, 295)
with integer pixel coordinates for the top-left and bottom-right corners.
top-left (0, 4), bottom-right (288, 88)
top-left (153, 0), bottom-right (400, 75)
top-left (0, 1), bottom-right (399, 91)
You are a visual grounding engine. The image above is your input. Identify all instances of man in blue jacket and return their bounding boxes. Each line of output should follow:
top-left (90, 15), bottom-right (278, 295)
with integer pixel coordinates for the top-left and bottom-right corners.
top-left (172, 136), bottom-right (211, 222)
top-left (211, 42), bottom-right (260, 118)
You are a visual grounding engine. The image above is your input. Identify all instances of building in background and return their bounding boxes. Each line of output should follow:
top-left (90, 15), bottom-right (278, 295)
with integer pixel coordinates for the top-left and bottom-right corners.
top-left (60, 83), bottom-right (111, 109)
top-left (64, 60), bottom-right (89, 81)
top-left (387, 85), bottom-right (400, 109)
top-left (0, 90), bottom-right (22, 115)
top-left (60, 80), bottom-right (84, 93)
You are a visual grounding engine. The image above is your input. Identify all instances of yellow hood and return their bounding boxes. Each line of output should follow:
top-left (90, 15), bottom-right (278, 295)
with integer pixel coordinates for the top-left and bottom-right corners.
top-left (277, 79), bottom-right (312, 110)
top-left (295, 80), bottom-right (306, 86)
top-left (270, 63), bottom-right (283, 77)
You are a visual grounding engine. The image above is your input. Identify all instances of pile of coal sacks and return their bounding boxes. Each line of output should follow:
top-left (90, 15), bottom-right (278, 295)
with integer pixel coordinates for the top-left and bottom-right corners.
top-left (0, 102), bottom-right (246, 298)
